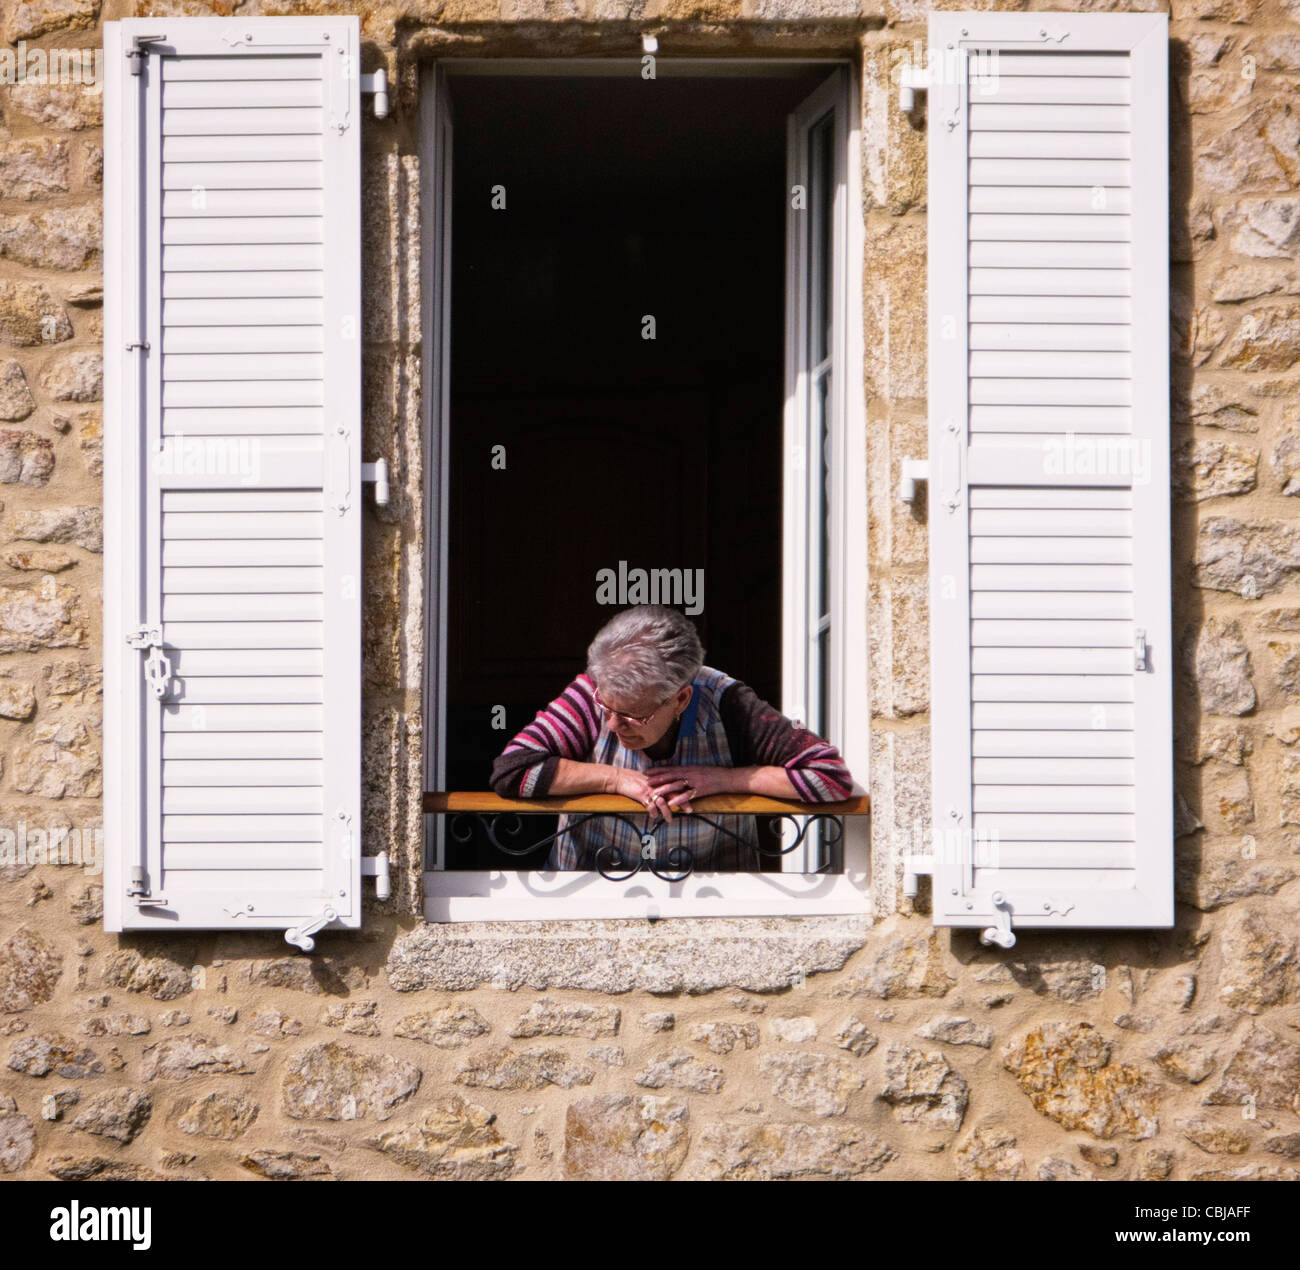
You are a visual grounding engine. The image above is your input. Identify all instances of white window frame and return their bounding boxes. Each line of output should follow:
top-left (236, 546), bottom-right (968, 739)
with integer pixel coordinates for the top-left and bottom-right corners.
top-left (782, 67), bottom-right (858, 874)
top-left (419, 58), bottom-right (869, 921)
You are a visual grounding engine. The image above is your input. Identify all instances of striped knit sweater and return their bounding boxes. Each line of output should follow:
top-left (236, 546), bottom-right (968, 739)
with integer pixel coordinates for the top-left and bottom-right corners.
top-left (492, 669), bottom-right (853, 801)
top-left (491, 668), bottom-right (853, 870)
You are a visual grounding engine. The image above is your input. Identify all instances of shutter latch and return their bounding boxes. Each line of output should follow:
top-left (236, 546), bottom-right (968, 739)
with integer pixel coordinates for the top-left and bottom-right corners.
top-left (980, 892), bottom-right (1075, 949)
top-left (1134, 627), bottom-right (1149, 672)
top-left (285, 906), bottom-right (339, 953)
top-left (980, 891), bottom-right (1017, 949)
top-left (127, 625), bottom-right (173, 700)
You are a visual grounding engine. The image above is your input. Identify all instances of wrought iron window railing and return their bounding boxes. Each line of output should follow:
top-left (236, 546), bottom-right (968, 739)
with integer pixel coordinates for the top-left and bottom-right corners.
top-left (423, 792), bottom-right (871, 880)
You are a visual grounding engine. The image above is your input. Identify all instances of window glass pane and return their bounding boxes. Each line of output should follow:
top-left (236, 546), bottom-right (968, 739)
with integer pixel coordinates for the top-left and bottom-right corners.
top-left (808, 367), bottom-right (832, 739)
top-left (819, 369), bottom-right (832, 634)
top-left (808, 113), bottom-right (835, 368)
top-left (806, 109), bottom-right (835, 748)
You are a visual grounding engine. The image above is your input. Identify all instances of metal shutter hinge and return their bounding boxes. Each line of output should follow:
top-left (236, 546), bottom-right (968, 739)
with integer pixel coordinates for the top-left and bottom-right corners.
top-left (898, 65), bottom-right (929, 115)
top-left (362, 851), bottom-right (391, 901)
top-left (360, 70), bottom-right (389, 120)
top-left (903, 853), bottom-right (932, 899)
top-left (127, 34), bottom-right (166, 75)
top-left (1134, 627), bottom-right (1149, 672)
top-left (898, 458), bottom-right (929, 505)
top-left (361, 458), bottom-right (390, 506)
top-left (127, 867), bottom-right (167, 907)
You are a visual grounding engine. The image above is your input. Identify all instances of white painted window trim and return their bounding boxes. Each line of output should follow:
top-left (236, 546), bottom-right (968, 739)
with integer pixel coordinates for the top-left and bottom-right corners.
top-left (782, 67), bottom-right (857, 875)
top-left (419, 58), bottom-right (870, 922)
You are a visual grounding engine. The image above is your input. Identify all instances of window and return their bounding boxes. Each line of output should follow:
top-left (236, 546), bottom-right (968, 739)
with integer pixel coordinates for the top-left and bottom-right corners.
top-left (98, 13), bottom-right (1175, 945)
top-left (420, 59), bottom-right (870, 920)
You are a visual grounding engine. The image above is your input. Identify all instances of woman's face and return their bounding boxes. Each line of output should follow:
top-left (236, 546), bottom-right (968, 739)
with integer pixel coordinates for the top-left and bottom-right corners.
top-left (598, 684), bottom-right (693, 751)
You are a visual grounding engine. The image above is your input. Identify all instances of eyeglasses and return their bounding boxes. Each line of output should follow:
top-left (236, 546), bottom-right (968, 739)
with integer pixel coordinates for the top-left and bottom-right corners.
top-left (593, 687), bottom-right (675, 728)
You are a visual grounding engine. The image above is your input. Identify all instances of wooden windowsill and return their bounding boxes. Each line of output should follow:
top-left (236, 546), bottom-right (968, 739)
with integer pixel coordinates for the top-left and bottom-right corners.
top-left (423, 791), bottom-right (870, 815)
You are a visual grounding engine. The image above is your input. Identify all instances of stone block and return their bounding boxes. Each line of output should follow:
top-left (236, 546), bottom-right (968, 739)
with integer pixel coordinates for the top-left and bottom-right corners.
top-left (367, 1095), bottom-right (519, 1180)
top-left (698, 1119), bottom-right (895, 1180)
top-left (282, 1041), bottom-right (419, 1119)
top-left (0, 926), bottom-right (62, 1012)
top-left (0, 138), bottom-right (69, 200)
top-left (562, 1093), bottom-right (688, 1181)
top-left (0, 206), bottom-right (102, 270)
top-left (1001, 1022), bottom-right (1159, 1140)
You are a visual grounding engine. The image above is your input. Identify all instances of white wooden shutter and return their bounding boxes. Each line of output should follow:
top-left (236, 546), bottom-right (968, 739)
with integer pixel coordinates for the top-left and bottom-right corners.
top-left (927, 12), bottom-right (1172, 940)
top-left (103, 16), bottom-right (362, 942)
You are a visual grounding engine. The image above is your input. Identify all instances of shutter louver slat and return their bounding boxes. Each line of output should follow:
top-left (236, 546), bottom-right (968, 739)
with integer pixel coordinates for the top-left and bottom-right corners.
top-left (927, 13), bottom-right (1172, 940)
top-left (973, 757), bottom-right (1135, 783)
top-left (972, 730), bottom-right (1133, 757)
top-left (163, 78), bottom-right (323, 106)
top-left (104, 16), bottom-right (363, 938)
top-left (163, 732), bottom-right (325, 758)
top-left (162, 622), bottom-right (324, 649)
top-left (967, 104), bottom-right (1131, 132)
top-left (162, 705), bottom-right (323, 731)
top-left (163, 218), bottom-right (325, 242)
top-left (163, 110), bottom-right (325, 136)
top-left (163, 135), bottom-right (324, 162)
top-left (164, 758), bottom-right (324, 784)
top-left (161, 54), bottom-right (323, 80)
top-left (164, 162), bottom-right (323, 190)
top-left (164, 244), bottom-right (324, 270)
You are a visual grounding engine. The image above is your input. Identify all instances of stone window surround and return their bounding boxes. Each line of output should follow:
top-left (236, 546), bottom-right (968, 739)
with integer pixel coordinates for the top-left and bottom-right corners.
top-left (386, 915), bottom-right (873, 994)
top-left (398, 20), bottom-right (884, 69)
top-left (407, 33), bottom-right (879, 977)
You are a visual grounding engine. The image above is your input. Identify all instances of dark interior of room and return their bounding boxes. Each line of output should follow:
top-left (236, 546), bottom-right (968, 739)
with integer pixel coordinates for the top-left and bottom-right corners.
top-left (442, 69), bottom-right (828, 868)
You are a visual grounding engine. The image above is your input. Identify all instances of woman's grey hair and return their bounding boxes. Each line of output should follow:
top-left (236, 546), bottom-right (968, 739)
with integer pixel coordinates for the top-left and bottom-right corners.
top-left (586, 605), bottom-right (705, 703)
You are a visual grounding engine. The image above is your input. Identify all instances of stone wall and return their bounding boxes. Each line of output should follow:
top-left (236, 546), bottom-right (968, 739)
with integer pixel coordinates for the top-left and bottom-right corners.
top-left (0, 0), bottom-right (1298, 1181)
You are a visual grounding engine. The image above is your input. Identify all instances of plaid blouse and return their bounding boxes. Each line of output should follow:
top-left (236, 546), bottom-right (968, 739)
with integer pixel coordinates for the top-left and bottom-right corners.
top-left (491, 666), bottom-right (853, 871)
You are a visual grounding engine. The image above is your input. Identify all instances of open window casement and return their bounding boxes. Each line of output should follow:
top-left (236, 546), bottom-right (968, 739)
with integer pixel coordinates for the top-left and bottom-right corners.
top-left (422, 60), bottom-right (869, 920)
top-left (781, 66), bottom-right (857, 877)
top-left (103, 16), bottom-right (364, 946)
top-left (924, 12), bottom-right (1172, 945)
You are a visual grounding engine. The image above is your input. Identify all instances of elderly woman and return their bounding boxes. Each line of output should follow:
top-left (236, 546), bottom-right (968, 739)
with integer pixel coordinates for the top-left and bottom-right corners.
top-left (490, 604), bottom-right (853, 870)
